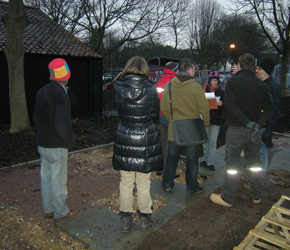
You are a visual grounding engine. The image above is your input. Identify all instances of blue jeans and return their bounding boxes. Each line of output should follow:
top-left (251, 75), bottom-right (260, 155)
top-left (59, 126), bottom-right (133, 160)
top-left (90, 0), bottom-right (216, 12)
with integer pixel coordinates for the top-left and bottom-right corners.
top-left (202, 125), bottom-right (220, 166)
top-left (221, 127), bottom-right (263, 204)
top-left (38, 146), bottom-right (70, 219)
top-left (162, 141), bottom-right (200, 193)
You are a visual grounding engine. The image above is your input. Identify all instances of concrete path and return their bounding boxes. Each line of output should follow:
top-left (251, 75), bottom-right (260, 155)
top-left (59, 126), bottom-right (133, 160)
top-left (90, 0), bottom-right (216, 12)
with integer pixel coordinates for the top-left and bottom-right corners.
top-left (55, 133), bottom-right (290, 250)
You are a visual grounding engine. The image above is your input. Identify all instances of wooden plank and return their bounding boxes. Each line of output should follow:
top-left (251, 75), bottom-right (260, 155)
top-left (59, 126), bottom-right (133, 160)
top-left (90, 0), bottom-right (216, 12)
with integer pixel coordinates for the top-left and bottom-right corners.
top-left (281, 195), bottom-right (290, 201)
top-left (234, 196), bottom-right (290, 249)
top-left (234, 235), bottom-right (257, 249)
top-left (245, 245), bottom-right (259, 250)
top-left (273, 205), bottom-right (290, 216)
top-left (265, 227), bottom-right (286, 237)
top-left (263, 216), bottom-right (290, 230)
top-left (255, 241), bottom-right (283, 250)
top-left (249, 230), bottom-right (290, 249)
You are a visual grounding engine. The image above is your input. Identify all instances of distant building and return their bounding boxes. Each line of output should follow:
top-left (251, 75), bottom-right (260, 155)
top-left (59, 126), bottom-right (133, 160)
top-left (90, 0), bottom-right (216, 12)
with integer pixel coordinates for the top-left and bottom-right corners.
top-left (0, 1), bottom-right (103, 124)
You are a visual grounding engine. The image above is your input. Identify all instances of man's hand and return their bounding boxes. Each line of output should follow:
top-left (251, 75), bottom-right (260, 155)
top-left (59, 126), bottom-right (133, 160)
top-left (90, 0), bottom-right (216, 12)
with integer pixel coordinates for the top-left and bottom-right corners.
top-left (245, 121), bottom-right (256, 130)
top-left (250, 124), bottom-right (261, 143)
top-left (252, 124), bottom-right (261, 136)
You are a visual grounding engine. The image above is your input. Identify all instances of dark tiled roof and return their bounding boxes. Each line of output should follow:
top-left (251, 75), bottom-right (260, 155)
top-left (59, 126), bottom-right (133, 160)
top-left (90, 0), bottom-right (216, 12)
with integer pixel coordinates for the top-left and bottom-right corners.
top-left (0, 1), bottom-right (101, 58)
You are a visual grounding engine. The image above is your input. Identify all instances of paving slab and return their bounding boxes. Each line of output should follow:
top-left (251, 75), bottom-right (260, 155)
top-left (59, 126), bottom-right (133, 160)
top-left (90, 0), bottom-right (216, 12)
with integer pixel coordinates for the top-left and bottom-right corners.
top-left (55, 147), bottom-right (227, 250)
top-left (55, 135), bottom-right (290, 249)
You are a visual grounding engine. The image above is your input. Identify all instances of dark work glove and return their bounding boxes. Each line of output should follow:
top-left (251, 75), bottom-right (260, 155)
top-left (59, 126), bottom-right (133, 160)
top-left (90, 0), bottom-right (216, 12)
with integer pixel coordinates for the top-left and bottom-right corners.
top-left (250, 124), bottom-right (261, 143)
top-left (245, 121), bottom-right (256, 130)
top-left (252, 124), bottom-right (261, 136)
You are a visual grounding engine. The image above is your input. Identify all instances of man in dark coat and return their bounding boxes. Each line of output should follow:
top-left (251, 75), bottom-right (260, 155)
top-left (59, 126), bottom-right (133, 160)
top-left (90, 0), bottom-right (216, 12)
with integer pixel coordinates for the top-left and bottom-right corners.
top-left (33, 58), bottom-right (78, 220)
top-left (209, 53), bottom-right (274, 207)
top-left (256, 58), bottom-right (281, 148)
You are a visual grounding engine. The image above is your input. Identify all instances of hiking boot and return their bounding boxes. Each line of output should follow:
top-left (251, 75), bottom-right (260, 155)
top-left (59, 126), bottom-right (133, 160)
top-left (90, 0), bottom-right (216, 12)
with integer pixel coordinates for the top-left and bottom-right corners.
top-left (209, 193), bottom-right (233, 207)
top-left (200, 161), bottom-right (207, 167)
top-left (119, 211), bottom-right (132, 232)
top-left (137, 210), bottom-right (155, 232)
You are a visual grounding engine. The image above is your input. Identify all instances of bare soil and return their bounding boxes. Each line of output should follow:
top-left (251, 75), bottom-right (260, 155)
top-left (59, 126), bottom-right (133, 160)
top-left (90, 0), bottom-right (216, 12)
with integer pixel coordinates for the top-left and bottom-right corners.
top-left (0, 97), bottom-right (290, 250)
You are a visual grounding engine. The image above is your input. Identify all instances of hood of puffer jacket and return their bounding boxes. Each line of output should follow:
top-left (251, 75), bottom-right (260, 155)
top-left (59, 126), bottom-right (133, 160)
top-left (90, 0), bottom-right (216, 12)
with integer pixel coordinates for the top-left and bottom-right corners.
top-left (114, 75), bottom-right (155, 103)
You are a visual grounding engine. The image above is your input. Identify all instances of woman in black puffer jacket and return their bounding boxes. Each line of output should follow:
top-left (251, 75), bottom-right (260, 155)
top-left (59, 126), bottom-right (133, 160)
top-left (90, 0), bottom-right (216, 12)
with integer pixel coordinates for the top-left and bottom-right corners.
top-left (113, 56), bottom-right (162, 232)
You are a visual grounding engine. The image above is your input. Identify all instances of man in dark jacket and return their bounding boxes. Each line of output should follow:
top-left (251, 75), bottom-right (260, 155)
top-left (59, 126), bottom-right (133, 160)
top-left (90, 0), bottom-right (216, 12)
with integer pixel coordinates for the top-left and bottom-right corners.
top-left (209, 53), bottom-right (274, 207)
top-left (256, 58), bottom-right (281, 148)
top-left (33, 58), bottom-right (78, 220)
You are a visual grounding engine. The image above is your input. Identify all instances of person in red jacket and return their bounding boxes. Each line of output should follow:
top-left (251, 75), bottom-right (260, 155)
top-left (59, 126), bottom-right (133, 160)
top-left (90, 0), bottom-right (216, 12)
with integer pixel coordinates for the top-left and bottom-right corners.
top-left (156, 62), bottom-right (179, 176)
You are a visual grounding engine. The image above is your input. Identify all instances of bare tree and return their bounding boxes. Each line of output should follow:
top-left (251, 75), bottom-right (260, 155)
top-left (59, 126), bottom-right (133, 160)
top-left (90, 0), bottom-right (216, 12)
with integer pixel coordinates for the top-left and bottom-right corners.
top-left (187, 0), bottom-right (222, 69)
top-left (1, 0), bottom-right (31, 133)
top-left (164, 0), bottom-right (191, 56)
top-left (214, 13), bottom-right (270, 70)
top-left (24, 0), bottom-right (175, 56)
top-left (23, 0), bottom-right (85, 35)
top-left (231, 0), bottom-right (290, 97)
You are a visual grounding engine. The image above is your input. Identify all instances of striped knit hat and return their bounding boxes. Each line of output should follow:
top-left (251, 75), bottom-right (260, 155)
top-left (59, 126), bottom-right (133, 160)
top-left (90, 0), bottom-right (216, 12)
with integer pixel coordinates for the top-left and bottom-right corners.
top-left (48, 58), bottom-right (71, 81)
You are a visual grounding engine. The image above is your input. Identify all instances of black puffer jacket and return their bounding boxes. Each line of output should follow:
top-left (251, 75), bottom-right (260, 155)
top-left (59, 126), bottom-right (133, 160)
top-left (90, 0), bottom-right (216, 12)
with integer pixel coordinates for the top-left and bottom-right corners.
top-left (113, 75), bottom-right (163, 173)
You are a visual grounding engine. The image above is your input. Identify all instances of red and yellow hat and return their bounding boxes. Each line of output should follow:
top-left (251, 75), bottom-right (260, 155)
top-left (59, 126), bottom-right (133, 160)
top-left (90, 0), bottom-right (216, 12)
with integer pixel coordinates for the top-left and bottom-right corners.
top-left (48, 58), bottom-right (71, 81)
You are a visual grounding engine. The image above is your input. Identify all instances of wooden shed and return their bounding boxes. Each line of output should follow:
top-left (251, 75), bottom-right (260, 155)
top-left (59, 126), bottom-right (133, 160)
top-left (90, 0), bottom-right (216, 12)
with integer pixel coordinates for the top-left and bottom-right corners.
top-left (0, 1), bottom-right (103, 124)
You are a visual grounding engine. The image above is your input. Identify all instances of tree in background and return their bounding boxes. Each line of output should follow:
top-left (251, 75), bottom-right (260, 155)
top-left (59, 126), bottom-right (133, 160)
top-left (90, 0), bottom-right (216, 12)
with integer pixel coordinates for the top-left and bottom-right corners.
top-left (1, 0), bottom-right (31, 133)
top-left (214, 13), bottom-right (270, 69)
top-left (165, 0), bottom-right (190, 56)
top-left (23, 0), bottom-right (84, 35)
top-left (187, 0), bottom-right (222, 69)
top-left (25, 0), bottom-right (175, 56)
top-left (231, 0), bottom-right (289, 97)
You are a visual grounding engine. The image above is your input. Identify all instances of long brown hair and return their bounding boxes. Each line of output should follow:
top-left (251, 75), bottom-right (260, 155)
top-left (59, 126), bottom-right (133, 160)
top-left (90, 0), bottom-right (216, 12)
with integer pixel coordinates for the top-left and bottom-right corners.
top-left (120, 56), bottom-right (149, 80)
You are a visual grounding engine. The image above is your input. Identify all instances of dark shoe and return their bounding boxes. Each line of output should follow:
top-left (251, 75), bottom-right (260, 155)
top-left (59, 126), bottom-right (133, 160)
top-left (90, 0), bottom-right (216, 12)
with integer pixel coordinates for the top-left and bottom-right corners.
top-left (163, 186), bottom-right (172, 192)
top-left (156, 170), bottom-right (163, 176)
top-left (207, 165), bottom-right (215, 171)
top-left (196, 186), bottom-right (206, 193)
top-left (174, 174), bottom-right (180, 179)
top-left (200, 161), bottom-right (207, 167)
top-left (120, 211), bottom-right (133, 232)
top-left (45, 212), bottom-right (54, 218)
top-left (138, 210), bottom-right (155, 232)
top-left (187, 186), bottom-right (206, 195)
top-left (55, 210), bottom-right (79, 221)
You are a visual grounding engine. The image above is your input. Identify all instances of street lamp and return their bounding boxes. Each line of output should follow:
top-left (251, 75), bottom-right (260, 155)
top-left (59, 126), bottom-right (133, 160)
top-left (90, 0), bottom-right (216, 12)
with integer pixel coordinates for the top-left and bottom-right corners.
top-left (229, 43), bottom-right (236, 70)
top-left (229, 43), bottom-right (236, 49)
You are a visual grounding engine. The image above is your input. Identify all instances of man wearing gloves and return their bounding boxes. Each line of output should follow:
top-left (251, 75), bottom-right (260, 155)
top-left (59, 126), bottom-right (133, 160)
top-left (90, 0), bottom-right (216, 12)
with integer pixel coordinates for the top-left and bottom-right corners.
top-left (209, 53), bottom-right (273, 207)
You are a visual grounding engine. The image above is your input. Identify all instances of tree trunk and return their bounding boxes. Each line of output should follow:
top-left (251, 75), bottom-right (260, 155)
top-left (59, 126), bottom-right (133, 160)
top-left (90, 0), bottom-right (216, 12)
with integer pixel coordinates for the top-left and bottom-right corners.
top-left (2, 0), bottom-right (31, 133)
top-left (280, 54), bottom-right (288, 98)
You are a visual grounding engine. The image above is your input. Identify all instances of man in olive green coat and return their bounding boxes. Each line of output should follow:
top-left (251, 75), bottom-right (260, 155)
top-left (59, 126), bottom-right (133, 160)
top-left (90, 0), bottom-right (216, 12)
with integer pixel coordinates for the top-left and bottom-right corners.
top-left (161, 58), bottom-right (210, 195)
